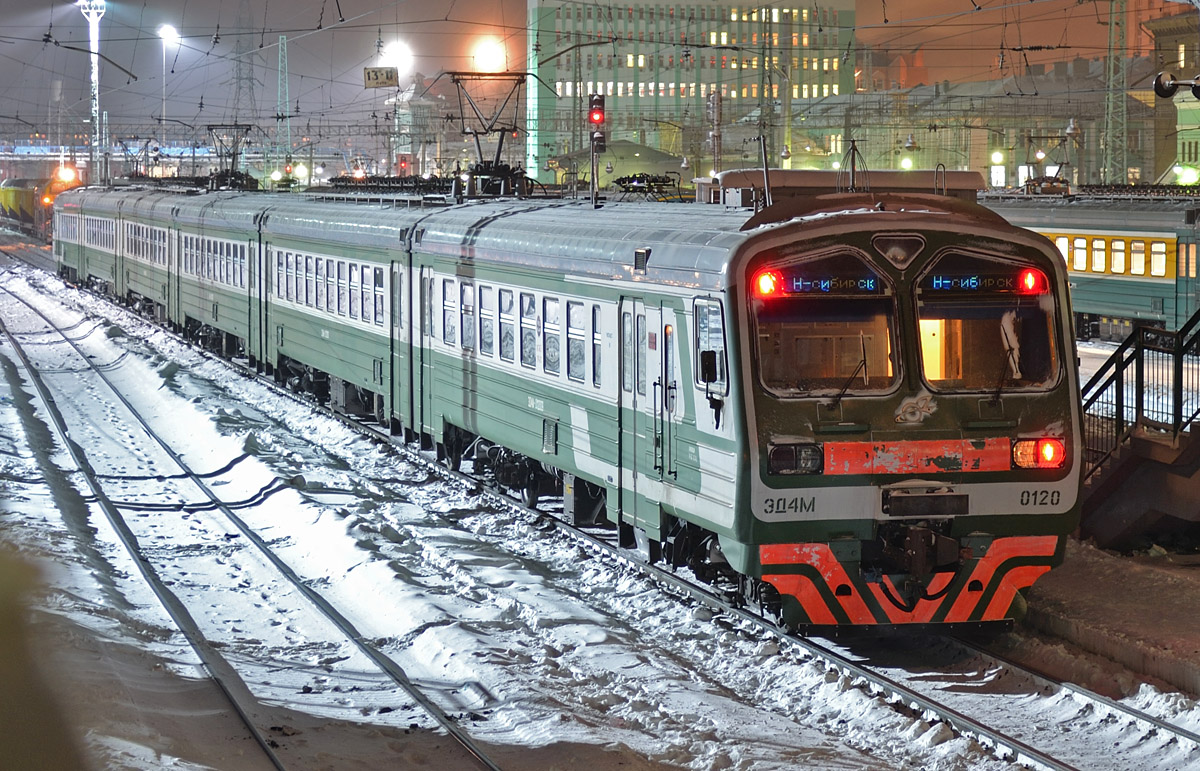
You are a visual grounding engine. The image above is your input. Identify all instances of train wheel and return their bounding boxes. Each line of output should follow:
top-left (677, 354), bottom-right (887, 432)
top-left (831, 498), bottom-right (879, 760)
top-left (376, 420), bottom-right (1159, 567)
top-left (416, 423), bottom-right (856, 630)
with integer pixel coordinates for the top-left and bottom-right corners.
top-left (521, 474), bottom-right (540, 508)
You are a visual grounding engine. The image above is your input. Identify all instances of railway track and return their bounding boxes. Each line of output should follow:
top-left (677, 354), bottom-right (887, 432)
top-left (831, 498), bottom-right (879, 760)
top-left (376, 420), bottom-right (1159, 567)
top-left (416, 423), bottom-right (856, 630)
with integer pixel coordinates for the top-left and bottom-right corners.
top-left (173, 318), bottom-right (1200, 770)
top-left (5, 254), bottom-right (1200, 769)
top-left (0, 274), bottom-right (503, 771)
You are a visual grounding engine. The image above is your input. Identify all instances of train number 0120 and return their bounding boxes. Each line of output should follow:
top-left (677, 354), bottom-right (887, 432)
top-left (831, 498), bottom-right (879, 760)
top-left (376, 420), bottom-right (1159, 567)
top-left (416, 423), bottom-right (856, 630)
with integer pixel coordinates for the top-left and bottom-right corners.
top-left (1020, 489), bottom-right (1061, 506)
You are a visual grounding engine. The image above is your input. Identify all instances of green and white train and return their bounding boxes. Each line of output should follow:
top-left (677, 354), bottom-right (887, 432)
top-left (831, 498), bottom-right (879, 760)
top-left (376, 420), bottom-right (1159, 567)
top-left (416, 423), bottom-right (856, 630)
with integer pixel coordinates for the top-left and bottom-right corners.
top-left (53, 170), bottom-right (1083, 631)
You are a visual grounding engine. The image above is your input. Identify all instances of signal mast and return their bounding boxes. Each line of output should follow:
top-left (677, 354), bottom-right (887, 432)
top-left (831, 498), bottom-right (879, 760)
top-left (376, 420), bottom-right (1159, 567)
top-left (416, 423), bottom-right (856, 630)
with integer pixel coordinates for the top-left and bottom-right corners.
top-left (588, 94), bottom-right (605, 208)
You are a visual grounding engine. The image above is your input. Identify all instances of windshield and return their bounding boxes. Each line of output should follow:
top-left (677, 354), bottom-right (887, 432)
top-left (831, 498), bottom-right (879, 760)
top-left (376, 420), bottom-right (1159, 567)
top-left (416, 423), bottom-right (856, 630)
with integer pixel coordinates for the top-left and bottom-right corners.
top-left (917, 253), bottom-right (1060, 392)
top-left (751, 252), bottom-right (898, 396)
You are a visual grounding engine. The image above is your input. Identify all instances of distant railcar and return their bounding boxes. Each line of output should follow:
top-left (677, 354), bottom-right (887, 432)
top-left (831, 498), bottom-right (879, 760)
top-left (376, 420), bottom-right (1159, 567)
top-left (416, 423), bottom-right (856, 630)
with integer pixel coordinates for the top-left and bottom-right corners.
top-left (982, 193), bottom-right (1200, 341)
top-left (0, 177), bottom-right (81, 239)
top-left (53, 170), bottom-right (1082, 632)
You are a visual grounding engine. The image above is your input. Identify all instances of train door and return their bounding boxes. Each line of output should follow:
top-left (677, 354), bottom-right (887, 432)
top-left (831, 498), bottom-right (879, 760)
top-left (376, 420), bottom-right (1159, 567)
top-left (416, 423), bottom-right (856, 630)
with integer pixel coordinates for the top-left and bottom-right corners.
top-left (390, 258), bottom-right (411, 434)
top-left (168, 227), bottom-right (180, 324)
top-left (618, 297), bottom-right (663, 533)
top-left (418, 265), bottom-right (434, 440)
top-left (660, 305), bottom-right (679, 480)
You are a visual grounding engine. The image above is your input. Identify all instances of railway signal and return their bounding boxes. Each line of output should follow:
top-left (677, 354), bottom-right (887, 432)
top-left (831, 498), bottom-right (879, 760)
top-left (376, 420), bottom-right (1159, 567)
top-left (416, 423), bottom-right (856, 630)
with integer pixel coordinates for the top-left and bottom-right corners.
top-left (587, 94), bottom-right (606, 208)
top-left (588, 94), bottom-right (605, 126)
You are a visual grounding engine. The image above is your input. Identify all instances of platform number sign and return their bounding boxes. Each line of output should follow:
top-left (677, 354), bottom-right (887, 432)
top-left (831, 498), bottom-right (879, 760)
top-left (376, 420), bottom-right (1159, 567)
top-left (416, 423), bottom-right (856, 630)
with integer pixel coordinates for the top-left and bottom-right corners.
top-left (363, 67), bottom-right (399, 88)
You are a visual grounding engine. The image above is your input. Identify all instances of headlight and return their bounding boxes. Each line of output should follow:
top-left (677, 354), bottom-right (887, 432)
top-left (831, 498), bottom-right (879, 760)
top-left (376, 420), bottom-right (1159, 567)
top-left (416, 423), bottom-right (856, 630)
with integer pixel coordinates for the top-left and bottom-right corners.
top-left (1012, 438), bottom-right (1066, 469)
top-left (768, 443), bottom-right (824, 475)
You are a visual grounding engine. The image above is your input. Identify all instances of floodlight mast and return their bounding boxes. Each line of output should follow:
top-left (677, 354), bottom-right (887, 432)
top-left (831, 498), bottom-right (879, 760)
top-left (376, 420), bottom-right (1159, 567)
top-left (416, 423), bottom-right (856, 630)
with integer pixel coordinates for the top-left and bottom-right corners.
top-left (78, 0), bottom-right (107, 184)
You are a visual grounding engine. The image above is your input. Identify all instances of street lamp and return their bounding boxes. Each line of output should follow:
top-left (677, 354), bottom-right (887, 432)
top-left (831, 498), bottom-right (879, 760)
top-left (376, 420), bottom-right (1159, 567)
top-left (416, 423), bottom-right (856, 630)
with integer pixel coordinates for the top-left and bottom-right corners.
top-left (78, 1), bottom-right (106, 183)
top-left (158, 24), bottom-right (179, 150)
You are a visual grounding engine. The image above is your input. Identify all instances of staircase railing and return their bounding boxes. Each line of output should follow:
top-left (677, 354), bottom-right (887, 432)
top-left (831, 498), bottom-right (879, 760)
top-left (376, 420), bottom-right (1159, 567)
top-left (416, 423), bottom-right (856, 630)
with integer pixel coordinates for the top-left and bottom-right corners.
top-left (1080, 308), bottom-right (1200, 481)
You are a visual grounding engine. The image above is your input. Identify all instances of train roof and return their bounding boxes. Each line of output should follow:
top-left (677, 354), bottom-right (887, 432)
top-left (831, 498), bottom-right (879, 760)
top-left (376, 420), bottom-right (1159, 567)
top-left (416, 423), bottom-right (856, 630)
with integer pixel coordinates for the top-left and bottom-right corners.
top-left (57, 186), bottom-right (1059, 292)
top-left (982, 194), bottom-right (1200, 233)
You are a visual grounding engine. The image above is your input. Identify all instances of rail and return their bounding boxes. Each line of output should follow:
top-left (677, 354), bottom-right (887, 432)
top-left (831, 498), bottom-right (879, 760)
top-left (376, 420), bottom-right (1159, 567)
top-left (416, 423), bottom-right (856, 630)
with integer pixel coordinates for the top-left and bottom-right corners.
top-left (1080, 306), bottom-right (1200, 481)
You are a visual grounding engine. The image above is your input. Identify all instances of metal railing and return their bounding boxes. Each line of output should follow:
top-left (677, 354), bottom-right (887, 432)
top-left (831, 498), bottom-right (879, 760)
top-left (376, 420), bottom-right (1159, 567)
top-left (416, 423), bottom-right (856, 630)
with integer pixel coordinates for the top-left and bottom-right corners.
top-left (1081, 309), bottom-right (1200, 481)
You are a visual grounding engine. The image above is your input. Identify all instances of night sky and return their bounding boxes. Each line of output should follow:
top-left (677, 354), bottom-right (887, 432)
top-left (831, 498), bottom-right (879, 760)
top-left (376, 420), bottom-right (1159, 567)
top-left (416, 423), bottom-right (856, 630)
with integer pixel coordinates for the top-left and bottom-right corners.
top-left (0, 1), bottom-right (1183, 136)
top-left (0, 0), bottom-right (527, 131)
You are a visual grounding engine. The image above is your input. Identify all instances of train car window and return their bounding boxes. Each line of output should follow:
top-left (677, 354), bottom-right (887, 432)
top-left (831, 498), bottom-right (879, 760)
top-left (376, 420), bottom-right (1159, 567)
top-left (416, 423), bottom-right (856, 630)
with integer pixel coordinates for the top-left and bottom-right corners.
top-left (305, 255), bottom-right (314, 305)
top-left (664, 324), bottom-right (676, 412)
top-left (315, 258), bottom-right (325, 309)
top-left (636, 312), bottom-right (647, 396)
top-left (326, 264), bottom-right (337, 313)
top-left (240, 245), bottom-right (247, 288)
top-left (460, 282), bottom-right (475, 350)
top-left (567, 301), bottom-right (586, 382)
top-left (1131, 241), bottom-right (1146, 275)
top-left (274, 250), bottom-right (283, 296)
top-left (362, 266), bottom-right (374, 324)
top-left (285, 253), bottom-right (295, 300)
top-left (441, 278), bottom-right (456, 344)
top-left (1072, 238), bottom-right (1087, 271)
top-left (592, 305), bottom-right (603, 388)
top-left (917, 253), bottom-right (1059, 393)
top-left (499, 288), bottom-right (515, 362)
top-left (1091, 239), bottom-right (1106, 273)
top-left (349, 263), bottom-right (360, 319)
top-left (421, 277), bottom-right (432, 337)
top-left (520, 292), bottom-right (537, 368)
top-left (1111, 241), bottom-right (1126, 274)
top-left (1189, 244), bottom-right (1197, 279)
top-left (374, 267), bottom-right (385, 326)
top-left (544, 298), bottom-right (561, 375)
top-left (622, 312), bottom-right (633, 393)
top-left (337, 261), bottom-right (348, 315)
top-left (751, 254), bottom-right (894, 395)
top-left (479, 287), bottom-right (495, 356)
top-left (1151, 242), bottom-right (1167, 277)
top-left (693, 299), bottom-right (727, 392)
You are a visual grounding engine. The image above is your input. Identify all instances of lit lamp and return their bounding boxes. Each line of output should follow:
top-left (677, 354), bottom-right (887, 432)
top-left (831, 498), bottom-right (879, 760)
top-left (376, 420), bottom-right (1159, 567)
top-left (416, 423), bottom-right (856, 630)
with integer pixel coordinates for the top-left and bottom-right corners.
top-left (158, 24), bottom-right (180, 144)
top-left (78, 0), bottom-right (107, 183)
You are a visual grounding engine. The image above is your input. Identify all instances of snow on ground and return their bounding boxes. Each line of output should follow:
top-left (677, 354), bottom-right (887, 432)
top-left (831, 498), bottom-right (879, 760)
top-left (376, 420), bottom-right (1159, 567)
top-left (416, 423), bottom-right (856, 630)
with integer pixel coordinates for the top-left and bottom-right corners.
top-left (1, 257), bottom-right (1198, 770)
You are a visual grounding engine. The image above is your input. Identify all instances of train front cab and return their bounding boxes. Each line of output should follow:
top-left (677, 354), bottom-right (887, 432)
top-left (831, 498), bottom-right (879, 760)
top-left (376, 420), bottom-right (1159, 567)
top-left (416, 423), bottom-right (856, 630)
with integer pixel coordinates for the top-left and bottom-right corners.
top-left (732, 220), bottom-right (1083, 631)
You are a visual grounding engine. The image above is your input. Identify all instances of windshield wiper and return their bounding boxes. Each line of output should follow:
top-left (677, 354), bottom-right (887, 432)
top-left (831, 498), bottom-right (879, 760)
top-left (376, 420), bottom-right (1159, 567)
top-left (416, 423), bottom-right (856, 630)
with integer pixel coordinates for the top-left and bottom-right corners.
top-left (990, 315), bottom-right (1022, 403)
top-left (828, 332), bottom-right (869, 409)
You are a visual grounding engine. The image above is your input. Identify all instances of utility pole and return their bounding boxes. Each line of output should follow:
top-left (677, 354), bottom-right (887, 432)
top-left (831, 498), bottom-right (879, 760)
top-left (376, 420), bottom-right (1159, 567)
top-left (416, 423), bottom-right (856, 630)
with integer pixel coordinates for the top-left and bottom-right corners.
top-left (1102, 0), bottom-right (1128, 183)
top-left (78, 0), bottom-right (106, 184)
top-left (276, 35), bottom-right (291, 178)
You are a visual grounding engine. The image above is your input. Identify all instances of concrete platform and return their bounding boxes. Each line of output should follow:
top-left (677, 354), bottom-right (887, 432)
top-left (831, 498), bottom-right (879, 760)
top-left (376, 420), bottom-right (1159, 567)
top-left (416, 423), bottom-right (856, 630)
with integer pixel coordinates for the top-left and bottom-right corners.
top-left (1024, 537), bottom-right (1200, 697)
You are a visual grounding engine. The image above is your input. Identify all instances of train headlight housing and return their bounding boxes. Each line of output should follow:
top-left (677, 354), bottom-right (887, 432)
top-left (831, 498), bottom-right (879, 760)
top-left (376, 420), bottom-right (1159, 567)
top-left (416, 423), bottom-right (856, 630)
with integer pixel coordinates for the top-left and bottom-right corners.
top-left (1013, 438), bottom-right (1066, 469)
top-left (768, 442), bottom-right (824, 475)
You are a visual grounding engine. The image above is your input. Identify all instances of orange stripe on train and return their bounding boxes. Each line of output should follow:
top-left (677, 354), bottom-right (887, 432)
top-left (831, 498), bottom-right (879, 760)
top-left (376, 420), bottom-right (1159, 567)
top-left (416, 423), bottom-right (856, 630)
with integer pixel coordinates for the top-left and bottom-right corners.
top-left (761, 535), bottom-right (1059, 625)
top-left (824, 437), bottom-right (1011, 475)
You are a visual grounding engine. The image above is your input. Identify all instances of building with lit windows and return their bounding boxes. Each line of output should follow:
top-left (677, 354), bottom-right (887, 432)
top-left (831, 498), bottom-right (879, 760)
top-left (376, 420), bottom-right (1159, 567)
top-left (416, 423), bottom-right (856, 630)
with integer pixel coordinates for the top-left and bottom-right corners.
top-left (525, 1), bottom-right (855, 183)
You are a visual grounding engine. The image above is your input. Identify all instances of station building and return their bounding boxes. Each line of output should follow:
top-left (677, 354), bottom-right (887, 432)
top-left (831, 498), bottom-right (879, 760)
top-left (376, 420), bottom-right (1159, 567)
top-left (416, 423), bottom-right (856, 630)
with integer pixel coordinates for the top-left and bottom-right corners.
top-left (524, 1), bottom-right (856, 183)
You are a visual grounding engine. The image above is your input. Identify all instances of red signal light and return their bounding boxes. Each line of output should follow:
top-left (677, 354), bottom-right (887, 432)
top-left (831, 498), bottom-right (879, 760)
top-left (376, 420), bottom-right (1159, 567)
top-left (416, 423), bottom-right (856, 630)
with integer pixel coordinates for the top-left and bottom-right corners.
top-left (588, 94), bottom-right (605, 125)
top-left (753, 269), bottom-right (783, 298)
top-left (1017, 268), bottom-right (1048, 295)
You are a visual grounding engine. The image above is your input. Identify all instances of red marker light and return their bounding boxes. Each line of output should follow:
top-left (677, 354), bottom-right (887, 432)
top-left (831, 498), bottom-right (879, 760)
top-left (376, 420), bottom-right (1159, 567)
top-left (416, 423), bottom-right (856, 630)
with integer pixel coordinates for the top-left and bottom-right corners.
top-left (754, 270), bottom-right (782, 297)
top-left (1017, 268), bottom-right (1048, 295)
top-left (1037, 438), bottom-right (1065, 467)
top-left (1013, 437), bottom-right (1067, 469)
